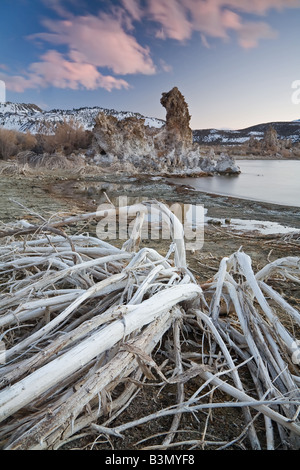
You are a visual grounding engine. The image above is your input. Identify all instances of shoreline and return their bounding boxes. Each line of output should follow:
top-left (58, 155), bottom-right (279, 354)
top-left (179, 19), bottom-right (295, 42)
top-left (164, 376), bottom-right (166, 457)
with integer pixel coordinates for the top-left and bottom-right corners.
top-left (0, 166), bottom-right (299, 232)
top-left (167, 176), bottom-right (300, 210)
top-left (229, 155), bottom-right (300, 160)
top-left (168, 185), bottom-right (300, 230)
top-left (72, 172), bottom-right (300, 231)
top-left (0, 171), bottom-right (299, 335)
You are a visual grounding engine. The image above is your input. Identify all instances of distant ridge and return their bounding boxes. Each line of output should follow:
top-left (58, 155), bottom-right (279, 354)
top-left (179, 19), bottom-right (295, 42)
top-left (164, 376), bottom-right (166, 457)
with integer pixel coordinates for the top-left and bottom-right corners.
top-left (193, 121), bottom-right (300, 145)
top-left (0, 102), bottom-right (165, 134)
top-left (1, 101), bottom-right (300, 144)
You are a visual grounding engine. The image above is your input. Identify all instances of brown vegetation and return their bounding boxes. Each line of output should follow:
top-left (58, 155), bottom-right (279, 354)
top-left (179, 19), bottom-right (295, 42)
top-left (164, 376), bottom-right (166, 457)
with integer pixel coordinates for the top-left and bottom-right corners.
top-left (0, 129), bottom-right (37, 160)
top-left (34, 118), bottom-right (92, 156)
top-left (0, 119), bottom-right (92, 162)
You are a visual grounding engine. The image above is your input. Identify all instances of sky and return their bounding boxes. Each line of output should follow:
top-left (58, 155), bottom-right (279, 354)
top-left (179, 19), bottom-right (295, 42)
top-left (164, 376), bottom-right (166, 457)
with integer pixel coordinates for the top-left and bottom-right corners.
top-left (1, 0), bottom-right (300, 130)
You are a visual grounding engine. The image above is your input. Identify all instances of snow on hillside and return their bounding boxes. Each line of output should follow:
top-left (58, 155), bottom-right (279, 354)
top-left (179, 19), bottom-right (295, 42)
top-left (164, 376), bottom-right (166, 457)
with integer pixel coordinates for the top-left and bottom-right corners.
top-left (0, 102), bottom-right (42, 131)
top-left (0, 102), bottom-right (165, 134)
top-left (194, 129), bottom-right (256, 144)
top-left (1, 102), bottom-right (300, 144)
top-left (194, 122), bottom-right (300, 145)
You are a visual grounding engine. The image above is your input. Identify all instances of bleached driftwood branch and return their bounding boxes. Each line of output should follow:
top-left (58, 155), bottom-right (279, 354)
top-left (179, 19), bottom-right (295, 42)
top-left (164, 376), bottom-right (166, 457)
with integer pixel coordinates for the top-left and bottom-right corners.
top-left (0, 201), bottom-right (299, 450)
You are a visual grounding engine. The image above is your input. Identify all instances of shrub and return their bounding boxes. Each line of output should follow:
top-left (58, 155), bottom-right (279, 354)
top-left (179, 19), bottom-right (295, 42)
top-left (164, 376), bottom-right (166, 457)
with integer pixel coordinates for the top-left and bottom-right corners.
top-left (35, 118), bottom-right (92, 155)
top-left (0, 129), bottom-right (37, 160)
top-left (281, 148), bottom-right (291, 158)
top-left (0, 129), bottom-right (18, 159)
top-left (17, 131), bottom-right (37, 152)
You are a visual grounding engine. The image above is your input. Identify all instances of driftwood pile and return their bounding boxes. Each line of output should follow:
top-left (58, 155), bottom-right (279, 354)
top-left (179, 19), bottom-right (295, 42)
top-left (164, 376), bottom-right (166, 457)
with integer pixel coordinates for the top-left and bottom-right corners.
top-left (0, 202), bottom-right (299, 450)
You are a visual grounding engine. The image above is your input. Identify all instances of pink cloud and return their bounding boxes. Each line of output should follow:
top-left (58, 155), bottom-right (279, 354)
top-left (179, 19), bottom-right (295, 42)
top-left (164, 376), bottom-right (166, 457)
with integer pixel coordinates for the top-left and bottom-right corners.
top-left (30, 50), bottom-right (131, 91)
top-left (5, 0), bottom-right (300, 95)
top-left (121, 0), bottom-right (143, 21)
top-left (1, 2), bottom-right (156, 94)
top-left (41, 0), bottom-right (76, 18)
top-left (1, 51), bottom-right (130, 93)
top-left (0, 74), bottom-right (34, 93)
top-left (134, 0), bottom-right (300, 48)
top-left (159, 59), bottom-right (173, 73)
top-left (31, 12), bottom-right (156, 76)
top-left (147, 0), bottom-right (192, 41)
top-left (236, 21), bottom-right (278, 49)
top-left (5, 4), bottom-right (156, 94)
top-left (213, 0), bottom-right (300, 15)
top-left (145, 0), bottom-right (237, 43)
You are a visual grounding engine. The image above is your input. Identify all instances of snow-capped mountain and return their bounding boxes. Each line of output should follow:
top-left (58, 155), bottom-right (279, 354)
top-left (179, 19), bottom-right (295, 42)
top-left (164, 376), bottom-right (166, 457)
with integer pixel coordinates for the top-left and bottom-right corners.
top-left (0, 102), bottom-right (42, 131)
top-left (0, 102), bottom-right (165, 134)
top-left (193, 121), bottom-right (300, 145)
top-left (1, 101), bottom-right (300, 145)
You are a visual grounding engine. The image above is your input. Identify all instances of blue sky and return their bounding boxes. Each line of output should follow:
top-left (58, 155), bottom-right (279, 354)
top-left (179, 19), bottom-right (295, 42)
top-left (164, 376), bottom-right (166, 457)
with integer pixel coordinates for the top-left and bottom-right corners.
top-left (1, 0), bottom-right (300, 129)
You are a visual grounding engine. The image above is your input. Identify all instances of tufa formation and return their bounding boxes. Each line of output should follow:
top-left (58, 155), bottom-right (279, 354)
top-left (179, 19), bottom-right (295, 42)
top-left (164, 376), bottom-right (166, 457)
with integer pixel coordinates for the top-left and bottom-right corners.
top-left (92, 87), bottom-right (240, 175)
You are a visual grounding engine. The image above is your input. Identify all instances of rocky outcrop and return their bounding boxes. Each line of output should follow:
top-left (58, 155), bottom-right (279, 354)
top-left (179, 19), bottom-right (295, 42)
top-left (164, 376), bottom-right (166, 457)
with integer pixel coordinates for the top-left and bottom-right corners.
top-left (92, 87), bottom-right (240, 176)
top-left (247, 124), bottom-right (293, 157)
top-left (215, 153), bottom-right (240, 174)
top-left (93, 113), bottom-right (154, 160)
top-left (159, 87), bottom-right (193, 153)
top-left (263, 125), bottom-right (278, 151)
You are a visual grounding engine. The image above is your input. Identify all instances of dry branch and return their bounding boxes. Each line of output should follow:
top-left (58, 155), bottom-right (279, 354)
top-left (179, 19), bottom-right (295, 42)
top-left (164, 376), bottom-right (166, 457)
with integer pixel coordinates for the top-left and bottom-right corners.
top-left (0, 201), bottom-right (299, 450)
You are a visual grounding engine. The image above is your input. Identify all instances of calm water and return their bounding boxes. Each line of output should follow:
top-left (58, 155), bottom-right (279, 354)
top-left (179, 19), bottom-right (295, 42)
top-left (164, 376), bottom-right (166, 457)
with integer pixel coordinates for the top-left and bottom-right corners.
top-left (173, 160), bottom-right (300, 208)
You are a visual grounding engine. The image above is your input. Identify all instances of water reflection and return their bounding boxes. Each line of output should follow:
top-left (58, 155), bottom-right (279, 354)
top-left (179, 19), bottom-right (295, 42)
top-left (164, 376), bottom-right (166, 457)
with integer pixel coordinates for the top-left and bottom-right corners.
top-left (170, 160), bottom-right (300, 207)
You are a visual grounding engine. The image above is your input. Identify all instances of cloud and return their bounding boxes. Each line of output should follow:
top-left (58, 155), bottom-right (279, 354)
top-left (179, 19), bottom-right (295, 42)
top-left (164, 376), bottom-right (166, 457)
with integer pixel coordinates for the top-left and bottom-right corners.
top-left (29, 50), bottom-right (131, 91)
top-left (213, 0), bottom-right (300, 15)
top-left (147, 0), bottom-right (192, 41)
top-left (236, 21), bottom-right (278, 49)
top-left (31, 11), bottom-right (156, 76)
top-left (1, 51), bottom-right (130, 93)
top-left (125, 0), bottom-right (300, 48)
top-left (4, 2), bottom-right (156, 94)
top-left (184, 0), bottom-right (284, 47)
top-left (159, 59), bottom-right (173, 73)
top-left (120, 0), bottom-right (143, 21)
top-left (4, 0), bottom-right (300, 95)
top-left (41, 0), bottom-right (79, 18)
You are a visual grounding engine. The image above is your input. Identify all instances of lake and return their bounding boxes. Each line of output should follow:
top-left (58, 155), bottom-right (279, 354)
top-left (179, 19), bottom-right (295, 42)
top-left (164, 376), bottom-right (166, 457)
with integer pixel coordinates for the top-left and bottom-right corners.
top-left (171, 160), bottom-right (300, 208)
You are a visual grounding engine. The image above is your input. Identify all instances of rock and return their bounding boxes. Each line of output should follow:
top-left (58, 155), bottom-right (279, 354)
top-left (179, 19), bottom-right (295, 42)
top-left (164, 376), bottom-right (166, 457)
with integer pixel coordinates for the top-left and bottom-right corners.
top-left (207, 219), bottom-right (222, 226)
top-left (263, 125), bottom-right (278, 151)
top-left (248, 135), bottom-right (259, 149)
top-left (199, 155), bottom-right (217, 173)
top-left (93, 113), bottom-right (154, 160)
top-left (247, 125), bottom-right (292, 157)
top-left (160, 86), bottom-right (193, 149)
top-left (215, 153), bottom-right (240, 174)
top-left (91, 88), bottom-right (240, 176)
